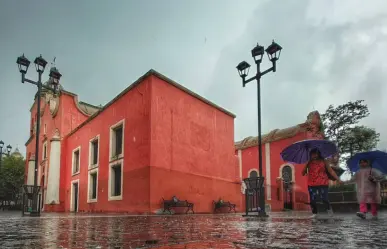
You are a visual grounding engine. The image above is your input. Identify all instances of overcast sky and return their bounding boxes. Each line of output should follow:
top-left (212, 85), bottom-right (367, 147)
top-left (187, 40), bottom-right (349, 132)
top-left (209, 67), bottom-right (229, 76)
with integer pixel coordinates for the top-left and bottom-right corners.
top-left (1, 0), bottom-right (386, 156)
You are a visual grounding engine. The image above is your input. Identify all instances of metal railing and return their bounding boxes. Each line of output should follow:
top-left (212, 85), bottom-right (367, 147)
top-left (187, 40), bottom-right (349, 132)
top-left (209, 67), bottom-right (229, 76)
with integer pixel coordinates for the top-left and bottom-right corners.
top-left (328, 191), bottom-right (358, 203)
top-left (21, 185), bottom-right (41, 216)
top-left (243, 177), bottom-right (264, 215)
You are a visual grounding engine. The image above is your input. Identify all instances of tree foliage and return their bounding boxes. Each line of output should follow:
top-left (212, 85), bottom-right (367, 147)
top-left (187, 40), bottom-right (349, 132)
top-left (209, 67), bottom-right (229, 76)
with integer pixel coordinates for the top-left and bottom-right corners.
top-left (0, 155), bottom-right (25, 202)
top-left (338, 126), bottom-right (379, 156)
top-left (321, 100), bottom-right (380, 164)
top-left (321, 100), bottom-right (369, 142)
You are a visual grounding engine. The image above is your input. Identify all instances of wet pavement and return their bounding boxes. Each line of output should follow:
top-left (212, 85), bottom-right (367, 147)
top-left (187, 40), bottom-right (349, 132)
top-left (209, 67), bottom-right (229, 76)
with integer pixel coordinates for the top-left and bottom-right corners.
top-left (0, 211), bottom-right (386, 249)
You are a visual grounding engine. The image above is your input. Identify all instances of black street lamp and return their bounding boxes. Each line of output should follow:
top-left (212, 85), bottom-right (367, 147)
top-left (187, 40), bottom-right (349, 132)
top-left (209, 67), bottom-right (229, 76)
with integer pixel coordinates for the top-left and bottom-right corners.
top-left (237, 40), bottom-right (282, 217)
top-left (16, 54), bottom-right (62, 217)
top-left (0, 140), bottom-right (12, 170)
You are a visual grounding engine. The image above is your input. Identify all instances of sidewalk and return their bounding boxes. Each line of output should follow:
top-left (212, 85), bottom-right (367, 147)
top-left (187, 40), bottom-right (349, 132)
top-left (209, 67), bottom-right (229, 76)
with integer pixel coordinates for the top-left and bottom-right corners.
top-left (0, 211), bottom-right (385, 248)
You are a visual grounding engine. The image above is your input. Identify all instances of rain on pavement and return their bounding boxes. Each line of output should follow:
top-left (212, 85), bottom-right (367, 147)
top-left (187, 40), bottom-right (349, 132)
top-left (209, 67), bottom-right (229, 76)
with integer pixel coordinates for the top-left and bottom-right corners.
top-left (0, 211), bottom-right (385, 249)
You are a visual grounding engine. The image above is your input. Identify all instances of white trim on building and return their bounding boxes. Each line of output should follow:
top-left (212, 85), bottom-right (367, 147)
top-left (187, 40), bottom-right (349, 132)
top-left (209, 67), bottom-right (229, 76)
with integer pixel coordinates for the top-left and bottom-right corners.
top-left (70, 179), bottom-right (80, 212)
top-left (89, 135), bottom-right (100, 169)
top-left (109, 119), bottom-right (125, 161)
top-left (108, 158), bottom-right (124, 201)
top-left (265, 143), bottom-right (271, 200)
top-left (72, 146), bottom-right (81, 175)
top-left (279, 163), bottom-right (296, 182)
top-left (87, 167), bottom-right (99, 203)
top-left (248, 168), bottom-right (259, 177)
top-left (42, 141), bottom-right (48, 160)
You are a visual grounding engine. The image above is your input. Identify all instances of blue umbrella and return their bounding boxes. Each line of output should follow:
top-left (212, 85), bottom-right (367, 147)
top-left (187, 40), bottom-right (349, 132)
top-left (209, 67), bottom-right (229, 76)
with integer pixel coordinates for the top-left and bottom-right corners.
top-left (280, 139), bottom-right (338, 164)
top-left (347, 150), bottom-right (387, 174)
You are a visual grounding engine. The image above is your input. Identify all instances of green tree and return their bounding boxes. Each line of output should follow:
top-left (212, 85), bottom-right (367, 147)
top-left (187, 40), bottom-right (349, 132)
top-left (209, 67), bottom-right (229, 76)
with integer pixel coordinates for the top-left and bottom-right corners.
top-left (0, 155), bottom-right (25, 205)
top-left (338, 126), bottom-right (379, 157)
top-left (321, 100), bottom-right (380, 165)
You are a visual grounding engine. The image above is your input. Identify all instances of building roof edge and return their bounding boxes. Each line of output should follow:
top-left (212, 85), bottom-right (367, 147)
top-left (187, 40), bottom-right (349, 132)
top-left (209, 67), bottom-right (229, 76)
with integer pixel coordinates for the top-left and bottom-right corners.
top-left (65, 69), bottom-right (236, 138)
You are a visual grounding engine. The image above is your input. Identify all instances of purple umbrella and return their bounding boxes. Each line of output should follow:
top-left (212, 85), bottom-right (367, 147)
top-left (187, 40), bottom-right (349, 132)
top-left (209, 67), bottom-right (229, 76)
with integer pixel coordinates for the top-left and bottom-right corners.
top-left (280, 139), bottom-right (338, 164)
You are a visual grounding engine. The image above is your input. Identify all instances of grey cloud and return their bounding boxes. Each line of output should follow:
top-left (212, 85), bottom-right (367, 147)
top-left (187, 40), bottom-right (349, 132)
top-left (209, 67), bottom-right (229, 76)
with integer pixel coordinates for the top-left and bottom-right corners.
top-left (1, 0), bottom-right (387, 156)
top-left (0, 0), bottom-right (260, 155)
top-left (205, 0), bottom-right (387, 151)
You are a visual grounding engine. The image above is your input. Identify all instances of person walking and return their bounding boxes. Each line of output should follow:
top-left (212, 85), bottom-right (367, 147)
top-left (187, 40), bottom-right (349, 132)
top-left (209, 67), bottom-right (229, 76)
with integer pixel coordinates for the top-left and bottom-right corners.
top-left (302, 148), bottom-right (342, 217)
top-left (345, 158), bottom-right (384, 219)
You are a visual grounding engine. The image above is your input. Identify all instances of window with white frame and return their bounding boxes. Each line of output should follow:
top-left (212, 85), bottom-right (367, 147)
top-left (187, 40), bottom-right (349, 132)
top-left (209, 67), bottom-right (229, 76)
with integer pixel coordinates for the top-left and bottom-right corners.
top-left (89, 136), bottom-right (99, 168)
top-left (109, 160), bottom-right (123, 200)
top-left (72, 147), bottom-right (81, 175)
top-left (88, 168), bottom-right (98, 202)
top-left (110, 120), bottom-right (124, 159)
top-left (43, 142), bottom-right (48, 160)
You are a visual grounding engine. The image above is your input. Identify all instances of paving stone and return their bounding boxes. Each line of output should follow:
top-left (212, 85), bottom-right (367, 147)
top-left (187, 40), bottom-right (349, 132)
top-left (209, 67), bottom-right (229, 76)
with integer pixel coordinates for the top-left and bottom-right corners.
top-left (0, 211), bottom-right (386, 248)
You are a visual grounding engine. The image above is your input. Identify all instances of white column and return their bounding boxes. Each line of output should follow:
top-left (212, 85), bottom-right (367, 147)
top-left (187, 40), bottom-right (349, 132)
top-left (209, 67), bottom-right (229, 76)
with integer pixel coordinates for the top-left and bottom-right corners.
top-left (45, 131), bottom-right (61, 204)
top-left (265, 143), bottom-right (271, 200)
top-left (27, 155), bottom-right (35, 185)
top-left (237, 149), bottom-right (243, 180)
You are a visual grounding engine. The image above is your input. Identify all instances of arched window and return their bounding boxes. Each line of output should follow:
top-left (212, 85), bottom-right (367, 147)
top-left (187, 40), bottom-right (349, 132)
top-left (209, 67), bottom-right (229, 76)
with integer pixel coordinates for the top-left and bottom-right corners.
top-left (249, 170), bottom-right (258, 178)
top-left (282, 165), bottom-right (293, 183)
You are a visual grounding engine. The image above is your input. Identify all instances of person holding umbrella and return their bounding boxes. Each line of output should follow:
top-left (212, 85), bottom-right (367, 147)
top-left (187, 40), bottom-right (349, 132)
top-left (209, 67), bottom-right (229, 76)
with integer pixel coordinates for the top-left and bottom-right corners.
top-left (345, 150), bottom-right (387, 219)
top-left (281, 140), bottom-right (343, 218)
top-left (302, 148), bottom-right (343, 217)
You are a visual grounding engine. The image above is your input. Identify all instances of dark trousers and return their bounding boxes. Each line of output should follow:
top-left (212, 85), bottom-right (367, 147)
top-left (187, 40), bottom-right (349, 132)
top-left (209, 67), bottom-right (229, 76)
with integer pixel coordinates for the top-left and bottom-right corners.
top-left (308, 186), bottom-right (331, 214)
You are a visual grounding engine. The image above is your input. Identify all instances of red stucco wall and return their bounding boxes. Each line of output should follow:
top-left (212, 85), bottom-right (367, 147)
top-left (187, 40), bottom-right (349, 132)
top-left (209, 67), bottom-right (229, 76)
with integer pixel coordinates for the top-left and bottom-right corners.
top-left (26, 73), bottom-right (325, 215)
top-left (26, 92), bottom-right (90, 211)
top-left (55, 73), bottom-right (241, 214)
top-left (238, 132), bottom-right (311, 212)
top-left (27, 71), bottom-right (242, 214)
top-left (58, 93), bottom-right (91, 139)
top-left (149, 76), bottom-right (241, 213)
top-left (63, 80), bottom-right (152, 213)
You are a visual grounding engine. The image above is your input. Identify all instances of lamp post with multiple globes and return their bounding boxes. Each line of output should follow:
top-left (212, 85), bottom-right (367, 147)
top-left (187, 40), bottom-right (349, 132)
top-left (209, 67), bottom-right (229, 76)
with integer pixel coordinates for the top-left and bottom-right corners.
top-left (16, 54), bottom-right (62, 217)
top-left (236, 40), bottom-right (282, 217)
top-left (0, 141), bottom-right (12, 170)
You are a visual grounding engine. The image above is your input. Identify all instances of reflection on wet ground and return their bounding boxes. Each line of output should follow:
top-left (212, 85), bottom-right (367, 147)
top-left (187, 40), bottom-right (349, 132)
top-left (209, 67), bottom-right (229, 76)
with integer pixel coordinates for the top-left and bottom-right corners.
top-left (0, 211), bottom-right (386, 248)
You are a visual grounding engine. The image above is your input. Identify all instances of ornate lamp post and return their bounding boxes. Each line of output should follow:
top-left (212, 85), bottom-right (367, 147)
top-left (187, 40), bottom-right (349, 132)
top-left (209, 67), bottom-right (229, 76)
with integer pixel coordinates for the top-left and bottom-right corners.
top-left (16, 54), bottom-right (62, 217)
top-left (0, 141), bottom-right (12, 170)
top-left (237, 40), bottom-right (282, 217)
